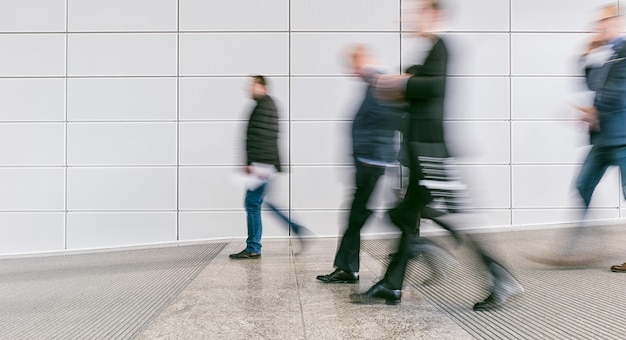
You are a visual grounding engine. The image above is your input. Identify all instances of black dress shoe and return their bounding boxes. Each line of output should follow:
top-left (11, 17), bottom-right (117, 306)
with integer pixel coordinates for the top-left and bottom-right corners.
top-left (229, 250), bottom-right (261, 259)
top-left (316, 269), bottom-right (359, 283)
top-left (473, 294), bottom-right (501, 311)
top-left (350, 281), bottom-right (402, 305)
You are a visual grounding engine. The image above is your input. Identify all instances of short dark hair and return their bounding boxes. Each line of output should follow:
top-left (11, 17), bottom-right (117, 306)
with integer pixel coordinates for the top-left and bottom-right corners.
top-left (423, 0), bottom-right (444, 11)
top-left (252, 75), bottom-right (267, 87)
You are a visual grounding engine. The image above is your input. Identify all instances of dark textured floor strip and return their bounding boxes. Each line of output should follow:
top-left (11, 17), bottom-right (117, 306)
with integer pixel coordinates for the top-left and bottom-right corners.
top-left (363, 229), bottom-right (626, 340)
top-left (0, 243), bottom-right (226, 340)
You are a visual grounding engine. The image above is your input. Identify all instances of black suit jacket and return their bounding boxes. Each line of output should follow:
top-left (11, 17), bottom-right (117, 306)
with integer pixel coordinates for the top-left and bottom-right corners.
top-left (404, 37), bottom-right (448, 149)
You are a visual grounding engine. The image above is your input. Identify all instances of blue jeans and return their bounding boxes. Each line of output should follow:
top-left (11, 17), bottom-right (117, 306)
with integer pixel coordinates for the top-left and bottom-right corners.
top-left (245, 183), bottom-right (266, 254)
top-left (576, 145), bottom-right (626, 213)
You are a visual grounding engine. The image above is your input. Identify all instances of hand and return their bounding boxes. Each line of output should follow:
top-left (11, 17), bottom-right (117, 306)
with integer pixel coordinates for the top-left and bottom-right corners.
top-left (583, 35), bottom-right (606, 56)
top-left (245, 166), bottom-right (252, 174)
top-left (576, 106), bottom-right (598, 123)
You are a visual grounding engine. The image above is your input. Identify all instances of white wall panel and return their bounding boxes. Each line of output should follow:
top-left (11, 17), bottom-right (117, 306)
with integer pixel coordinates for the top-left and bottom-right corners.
top-left (179, 211), bottom-right (289, 241)
top-left (291, 166), bottom-right (353, 210)
top-left (511, 0), bottom-right (612, 32)
top-left (512, 165), bottom-right (619, 208)
top-left (67, 78), bottom-right (177, 121)
top-left (179, 122), bottom-right (244, 166)
top-left (292, 33), bottom-right (400, 75)
top-left (179, 33), bottom-right (289, 76)
top-left (67, 34), bottom-right (177, 76)
top-left (0, 168), bottom-right (64, 211)
top-left (68, 0), bottom-right (178, 32)
top-left (67, 167), bottom-right (176, 210)
top-left (446, 77), bottom-right (510, 120)
top-left (290, 122), bottom-right (352, 165)
top-left (292, 0), bottom-right (399, 31)
top-left (291, 77), bottom-right (364, 121)
top-left (511, 33), bottom-right (588, 76)
top-left (0, 123), bottom-right (64, 166)
top-left (441, 0), bottom-right (509, 32)
top-left (443, 33), bottom-right (510, 76)
top-left (66, 212), bottom-right (176, 249)
top-left (0, 0), bottom-right (65, 32)
top-left (179, 77), bottom-right (289, 121)
top-left (179, 167), bottom-right (242, 210)
top-left (511, 77), bottom-right (591, 120)
top-left (0, 35), bottom-right (65, 76)
top-left (0, 213), bottom-right (65, 254)
top-left (67, 123), bottom-right (176, 166)
top-left (0, 79), bottom-right (65, 122)
top-left (445, 121), bottom-right (510, 163)
top-left (512, 121), bottom-right (589, 164)
top-left (513, 208), bottom-right (619, 226)
top-left (180, 0), bottom-right (288, 31)
top-left (457, 165), bottom-right (510, 209)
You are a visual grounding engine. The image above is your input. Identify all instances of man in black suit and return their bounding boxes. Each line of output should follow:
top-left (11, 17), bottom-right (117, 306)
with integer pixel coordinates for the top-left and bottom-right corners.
top-left (350, 0), bottom-right (523, 311)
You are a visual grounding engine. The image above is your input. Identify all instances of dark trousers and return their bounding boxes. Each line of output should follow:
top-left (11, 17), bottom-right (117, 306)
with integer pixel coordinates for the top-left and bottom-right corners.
top-left (383, 145), bottom-right (431, 290)
top-left (333, 160), bottom-right (385, 273)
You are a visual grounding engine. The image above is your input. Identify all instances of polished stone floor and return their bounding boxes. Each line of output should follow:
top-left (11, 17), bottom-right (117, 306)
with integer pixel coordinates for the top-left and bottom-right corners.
top-left (137, 237), bottom-right (473, 340)
top-left (2, 224), bottom-right (626, 339)
top-left (139, 225), bottom-right (626, 340)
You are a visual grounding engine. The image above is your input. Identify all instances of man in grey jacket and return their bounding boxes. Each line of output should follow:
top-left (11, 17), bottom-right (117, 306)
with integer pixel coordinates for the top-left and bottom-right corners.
top-left (316, 45), bottom-right (403, 283)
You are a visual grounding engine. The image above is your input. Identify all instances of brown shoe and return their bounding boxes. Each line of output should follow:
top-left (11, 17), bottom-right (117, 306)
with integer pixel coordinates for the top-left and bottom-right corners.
top-left (229, 250), bottom-right (261, 259)
top-left (610, 262), bottom-right (626, 272)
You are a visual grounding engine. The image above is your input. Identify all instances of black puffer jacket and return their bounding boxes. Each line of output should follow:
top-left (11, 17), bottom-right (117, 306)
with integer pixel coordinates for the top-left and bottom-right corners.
top-left (245, 95), bottom-right (281, 172)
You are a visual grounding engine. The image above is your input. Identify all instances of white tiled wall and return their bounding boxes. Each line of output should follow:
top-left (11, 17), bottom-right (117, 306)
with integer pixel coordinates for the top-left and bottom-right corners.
top-left (0, 0), bottom-right (623, 255)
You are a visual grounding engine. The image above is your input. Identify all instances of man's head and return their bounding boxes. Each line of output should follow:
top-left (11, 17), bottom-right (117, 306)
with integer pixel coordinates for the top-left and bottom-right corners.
top-left (348, 44), bottom-right (371, 74)
top-left (594, 5), bottom-right (621, 42)
top-left (249, 75), bottom-right (267, 99)
top-left (413, 0), bottom-right (445, 36)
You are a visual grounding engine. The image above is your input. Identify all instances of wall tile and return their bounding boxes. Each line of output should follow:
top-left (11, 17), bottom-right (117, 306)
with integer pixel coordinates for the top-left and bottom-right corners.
top-left (511, 33), bottom-right (589, 76)
top-left (0, 123), bottom-right (64, 166)
top-left (512, 121), bottom-right (589, 164)
top-left (0, 35), bottom-right (65, 76)
top-left (66, 212), bottom-right (177, 249)
top-left (0, 79), bottom-right (65, 122)
top-left (292, 0), bottom-right (399, 31)
top-left (0, 168), bottom-right (65, 211)
top-left (511, 0), bottom-right (613, 32)
top-left (511, 77), bottom-right (590, 120)
top-left (180, 0), bottom-right (288, 31)
top-left (67, 123), bottom-right (177, 166)
top-left (0, 0), bottom-right (65, 32)
top-left (291, 166), bottom-right (353, 210)
top-left (290, 122), bottom-right (353, 165)
top-left (0, 213), bottom-right (65, 254)
top-left (445, 121), bottom-right (510, 164)
top-left (67, 167), bottom-right (176, 210)
top-left (67, 78), bottom-right (177, 121)
top-left (68, 0), bottom-right (178, 32)
top-left (179, 33), bottom-right (289, 76)
top-left (446, 77), bottom-right (510, 120)
top-left (68, 33), bottom-right (177, 76)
